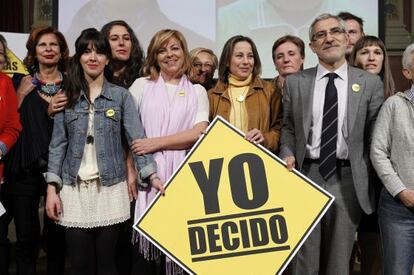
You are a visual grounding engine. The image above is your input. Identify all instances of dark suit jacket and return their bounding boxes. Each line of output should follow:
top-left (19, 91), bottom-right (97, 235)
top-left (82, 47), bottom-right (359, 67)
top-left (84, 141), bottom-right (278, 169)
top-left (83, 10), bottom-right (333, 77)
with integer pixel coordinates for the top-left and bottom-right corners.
top-left (280, 65), bottom-right (384, 214)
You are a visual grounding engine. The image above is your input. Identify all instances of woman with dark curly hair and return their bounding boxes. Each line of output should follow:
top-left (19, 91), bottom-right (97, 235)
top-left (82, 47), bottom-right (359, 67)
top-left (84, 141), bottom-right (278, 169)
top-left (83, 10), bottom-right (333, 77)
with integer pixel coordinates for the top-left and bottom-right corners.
top-left (101, 20), bottom-right (145, 275)
top-left (0, 26), bottom-right (69, 275)
top-left (101, 20), bottom-right (144, 88)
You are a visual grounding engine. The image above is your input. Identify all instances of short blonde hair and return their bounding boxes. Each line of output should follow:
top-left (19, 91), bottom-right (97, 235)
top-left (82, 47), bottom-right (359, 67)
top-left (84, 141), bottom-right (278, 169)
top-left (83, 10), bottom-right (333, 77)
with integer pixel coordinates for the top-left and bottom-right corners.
top-left (143, 29), bottom-right (191, 80)
top-left (190, 47), bottom-right (218, 71)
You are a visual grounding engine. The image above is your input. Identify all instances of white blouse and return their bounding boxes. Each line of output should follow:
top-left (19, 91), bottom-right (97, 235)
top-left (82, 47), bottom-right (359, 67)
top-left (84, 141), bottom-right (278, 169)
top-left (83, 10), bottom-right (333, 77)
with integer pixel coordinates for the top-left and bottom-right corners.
top-left (129, 77), bottom-right (209, 125)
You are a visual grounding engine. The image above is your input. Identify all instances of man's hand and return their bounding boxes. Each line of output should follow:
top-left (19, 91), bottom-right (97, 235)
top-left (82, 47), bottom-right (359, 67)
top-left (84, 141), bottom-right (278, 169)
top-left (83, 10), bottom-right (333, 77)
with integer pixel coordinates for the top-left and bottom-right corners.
top-left (398, 189), bottom-right (414, 209)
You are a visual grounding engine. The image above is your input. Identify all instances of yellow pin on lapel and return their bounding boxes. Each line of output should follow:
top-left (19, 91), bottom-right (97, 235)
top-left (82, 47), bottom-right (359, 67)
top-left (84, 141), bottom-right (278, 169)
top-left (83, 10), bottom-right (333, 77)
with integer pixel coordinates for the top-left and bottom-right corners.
top-left (106, 108), bottom-right (115, 117)
top-left (178, 90), bottom-right (185, 97)
top-left (352, 83), bottom-right (360, 92)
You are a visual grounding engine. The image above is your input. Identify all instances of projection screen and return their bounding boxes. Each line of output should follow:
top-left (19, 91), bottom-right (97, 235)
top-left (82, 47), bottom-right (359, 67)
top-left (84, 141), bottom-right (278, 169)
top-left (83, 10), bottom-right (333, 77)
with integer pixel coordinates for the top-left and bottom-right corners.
top-left (58, 0), bottom-right (378, 78)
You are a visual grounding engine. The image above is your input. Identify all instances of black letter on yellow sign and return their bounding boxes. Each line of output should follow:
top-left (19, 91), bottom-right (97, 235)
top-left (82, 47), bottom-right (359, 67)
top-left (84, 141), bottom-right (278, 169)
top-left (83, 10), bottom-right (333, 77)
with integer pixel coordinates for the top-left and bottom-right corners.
top-left (189, 158), bottom-right (224, 214)
top-left (188, 227), bottom-right (206, 255)
top-left (228, 153), bottom-right (269, 209)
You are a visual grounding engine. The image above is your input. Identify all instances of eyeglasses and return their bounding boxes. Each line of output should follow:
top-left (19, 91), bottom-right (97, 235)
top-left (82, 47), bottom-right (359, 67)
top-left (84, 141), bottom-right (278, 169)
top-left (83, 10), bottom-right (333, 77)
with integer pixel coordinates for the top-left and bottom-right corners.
top-left (193, 62), bottom-right (214, 70)
top-left (312, 27), bottom-right (346, 41)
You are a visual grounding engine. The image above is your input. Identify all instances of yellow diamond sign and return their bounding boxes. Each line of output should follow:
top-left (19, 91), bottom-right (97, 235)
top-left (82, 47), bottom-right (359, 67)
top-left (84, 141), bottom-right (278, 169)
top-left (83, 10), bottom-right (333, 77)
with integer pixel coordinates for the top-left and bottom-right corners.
top-left (134, 117), bottom-right (334, 275)
top-left (3, 48), bottom-right (29, 77)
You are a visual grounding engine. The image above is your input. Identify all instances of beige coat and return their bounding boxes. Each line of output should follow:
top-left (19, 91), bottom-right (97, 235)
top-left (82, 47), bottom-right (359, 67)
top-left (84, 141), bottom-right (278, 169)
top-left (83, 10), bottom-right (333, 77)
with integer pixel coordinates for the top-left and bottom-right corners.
top-left (208, 76), bottom-right (282, 152)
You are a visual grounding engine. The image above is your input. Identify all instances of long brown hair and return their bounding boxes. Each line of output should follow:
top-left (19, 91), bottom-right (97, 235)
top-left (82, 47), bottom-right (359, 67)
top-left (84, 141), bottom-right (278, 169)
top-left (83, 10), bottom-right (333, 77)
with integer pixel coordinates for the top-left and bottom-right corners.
top-left (218, 35), bottom-right (261, 84)
top-left (101, 20), bottom-right (144, 88)
top-left (65, 28), bottom-right (110, 108)
top-left (350, 35), bottom-right (395, 99)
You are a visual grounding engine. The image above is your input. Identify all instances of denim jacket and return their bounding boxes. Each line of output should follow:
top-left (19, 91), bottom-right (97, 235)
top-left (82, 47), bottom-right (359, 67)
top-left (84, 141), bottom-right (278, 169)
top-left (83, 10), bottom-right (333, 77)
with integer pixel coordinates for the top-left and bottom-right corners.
top-left (45, 79), bottom-right (156, 190)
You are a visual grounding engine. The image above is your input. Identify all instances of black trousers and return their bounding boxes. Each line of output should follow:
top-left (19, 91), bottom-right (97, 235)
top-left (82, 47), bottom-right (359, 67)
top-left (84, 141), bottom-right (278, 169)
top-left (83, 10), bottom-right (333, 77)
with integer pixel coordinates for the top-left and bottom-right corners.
top-left (0, 172), bottom-right (66, 275)
top-left (66, 224), bottom-right (121, 275)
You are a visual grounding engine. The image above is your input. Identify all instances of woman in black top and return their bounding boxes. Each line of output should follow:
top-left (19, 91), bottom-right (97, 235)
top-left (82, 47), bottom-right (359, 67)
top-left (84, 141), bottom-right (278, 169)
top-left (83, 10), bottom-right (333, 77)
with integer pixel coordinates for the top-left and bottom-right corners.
top-left (0, 26), bottom-right (69, 275)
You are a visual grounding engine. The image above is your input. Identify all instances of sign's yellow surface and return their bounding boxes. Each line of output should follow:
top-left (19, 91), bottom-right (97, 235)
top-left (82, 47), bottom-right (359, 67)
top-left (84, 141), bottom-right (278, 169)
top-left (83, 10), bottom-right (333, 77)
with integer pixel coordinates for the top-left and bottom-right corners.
top-left (3, 49), bottom-right (29, 76)
top-left (134, 117), bottom-right (334, 275)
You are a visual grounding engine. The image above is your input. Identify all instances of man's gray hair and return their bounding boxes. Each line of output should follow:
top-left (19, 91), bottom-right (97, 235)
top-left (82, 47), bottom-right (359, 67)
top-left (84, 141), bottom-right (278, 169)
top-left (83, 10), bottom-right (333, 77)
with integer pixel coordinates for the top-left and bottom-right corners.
top-left (402, 43), bottom-right (414, 70)
top-left (309, 13), bottom-right (347, 41)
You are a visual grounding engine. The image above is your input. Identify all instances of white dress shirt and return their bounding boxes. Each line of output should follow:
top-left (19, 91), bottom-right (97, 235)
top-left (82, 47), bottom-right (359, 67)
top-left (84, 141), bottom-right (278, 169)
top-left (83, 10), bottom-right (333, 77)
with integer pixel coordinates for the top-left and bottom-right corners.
top-left (306, 62), bottom-right (349, 160)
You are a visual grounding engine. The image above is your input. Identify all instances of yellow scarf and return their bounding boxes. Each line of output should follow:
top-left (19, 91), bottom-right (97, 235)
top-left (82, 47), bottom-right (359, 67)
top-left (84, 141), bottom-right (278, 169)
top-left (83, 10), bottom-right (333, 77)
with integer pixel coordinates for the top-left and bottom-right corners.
top-left (227, 74), bottom-right (252, 133)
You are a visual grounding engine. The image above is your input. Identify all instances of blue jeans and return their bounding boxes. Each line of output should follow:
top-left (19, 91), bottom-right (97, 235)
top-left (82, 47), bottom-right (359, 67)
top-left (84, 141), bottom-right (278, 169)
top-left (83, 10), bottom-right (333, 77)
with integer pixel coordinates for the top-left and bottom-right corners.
top-left (378, 189), bottom-right (414, 275)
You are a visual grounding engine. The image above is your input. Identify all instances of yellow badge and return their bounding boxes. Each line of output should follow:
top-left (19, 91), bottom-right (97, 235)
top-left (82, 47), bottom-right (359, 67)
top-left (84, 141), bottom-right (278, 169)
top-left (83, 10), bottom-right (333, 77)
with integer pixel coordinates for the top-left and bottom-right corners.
top-left (178, 90), bottom-right (185, 97)
top-left (352, 83), bottom-right (360, 92)
top-left (106, 109), bottom-right (115, 117)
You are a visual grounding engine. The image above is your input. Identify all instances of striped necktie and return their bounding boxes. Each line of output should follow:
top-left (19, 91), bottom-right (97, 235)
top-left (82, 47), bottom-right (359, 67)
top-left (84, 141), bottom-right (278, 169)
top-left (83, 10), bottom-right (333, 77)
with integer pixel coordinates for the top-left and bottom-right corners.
top-left (319, 73), bottom-right (338, 181)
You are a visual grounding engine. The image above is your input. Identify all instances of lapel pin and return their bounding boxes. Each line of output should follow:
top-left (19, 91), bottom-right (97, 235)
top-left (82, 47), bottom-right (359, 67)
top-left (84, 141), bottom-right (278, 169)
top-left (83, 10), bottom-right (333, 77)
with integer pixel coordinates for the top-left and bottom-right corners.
top-left (352, 83), bottom-right (360, 92)
top-left (178, 90), bottom-right (185, 97)
top-left (106, 108), bottom-right (115, 117)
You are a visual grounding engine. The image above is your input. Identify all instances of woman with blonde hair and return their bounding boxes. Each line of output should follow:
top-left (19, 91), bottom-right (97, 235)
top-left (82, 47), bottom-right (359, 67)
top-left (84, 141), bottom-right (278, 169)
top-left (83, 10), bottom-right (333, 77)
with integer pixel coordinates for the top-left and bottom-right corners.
top-left (189, 47), bottom-right (217, 90)
top-left (129, 29), bottom-right (209, 274)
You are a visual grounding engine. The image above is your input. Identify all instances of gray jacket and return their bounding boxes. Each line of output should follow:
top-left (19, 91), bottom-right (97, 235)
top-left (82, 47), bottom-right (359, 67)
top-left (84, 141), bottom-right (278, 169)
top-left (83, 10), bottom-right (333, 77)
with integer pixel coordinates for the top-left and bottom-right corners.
top-left (370, 91), bottom-right (414, 197)
top-left (280, 66), bottom-right (384, 214)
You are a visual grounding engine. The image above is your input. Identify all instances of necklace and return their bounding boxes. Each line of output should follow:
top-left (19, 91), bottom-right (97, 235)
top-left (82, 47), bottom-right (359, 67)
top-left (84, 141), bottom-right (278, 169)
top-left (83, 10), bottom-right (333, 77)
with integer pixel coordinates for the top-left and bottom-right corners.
top-left (33, 72), bottom-right (63, 96)
top-left (86, 104), bottom-right (95, 145)
top-left (230, 86), bottom-right (249, 103)
top-left (228, 85), bottom-right (249, 133)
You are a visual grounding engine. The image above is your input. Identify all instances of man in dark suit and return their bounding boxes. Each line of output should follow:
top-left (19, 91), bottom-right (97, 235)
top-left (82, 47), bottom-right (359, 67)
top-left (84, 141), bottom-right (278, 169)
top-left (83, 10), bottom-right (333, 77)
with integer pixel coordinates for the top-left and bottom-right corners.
top-left (280, 13), bottom-right (384, 275)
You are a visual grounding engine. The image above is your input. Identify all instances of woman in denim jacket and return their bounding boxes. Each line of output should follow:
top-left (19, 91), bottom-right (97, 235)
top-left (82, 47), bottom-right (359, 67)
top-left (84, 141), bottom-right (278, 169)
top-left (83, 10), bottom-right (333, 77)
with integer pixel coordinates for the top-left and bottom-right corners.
top-left (45, 28), bottom-right (164, 275)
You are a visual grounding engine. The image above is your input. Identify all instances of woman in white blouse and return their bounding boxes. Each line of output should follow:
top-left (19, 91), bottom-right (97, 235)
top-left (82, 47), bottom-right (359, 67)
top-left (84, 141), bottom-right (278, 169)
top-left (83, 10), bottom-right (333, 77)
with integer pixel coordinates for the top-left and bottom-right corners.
top-left (129, 29), bottom-right (208, 275)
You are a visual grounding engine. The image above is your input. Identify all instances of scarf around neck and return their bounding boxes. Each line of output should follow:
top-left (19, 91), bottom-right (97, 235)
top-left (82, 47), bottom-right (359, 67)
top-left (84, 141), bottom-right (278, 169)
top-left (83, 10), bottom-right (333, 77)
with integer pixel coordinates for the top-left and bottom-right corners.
top-left (134, 74), bottom-right (197, 259)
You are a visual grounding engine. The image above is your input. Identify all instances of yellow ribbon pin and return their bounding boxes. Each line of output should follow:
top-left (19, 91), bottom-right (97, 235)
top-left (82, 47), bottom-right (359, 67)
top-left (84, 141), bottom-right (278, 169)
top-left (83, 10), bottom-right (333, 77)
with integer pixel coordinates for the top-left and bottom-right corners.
top-left (352, 83), bottom-right (360, 92)
top-left (106, 109), bottom-right (115, 117)
top-left (178, 90), bottom-right (185, 97)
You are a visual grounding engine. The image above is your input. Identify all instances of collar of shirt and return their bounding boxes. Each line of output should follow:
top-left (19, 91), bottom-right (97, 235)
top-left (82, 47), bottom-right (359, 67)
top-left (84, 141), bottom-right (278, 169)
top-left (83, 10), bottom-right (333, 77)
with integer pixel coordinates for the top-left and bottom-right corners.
top-left (406, 84), bottom-right (414, 101)
top-left (316, 62), bottom-right (348, 81)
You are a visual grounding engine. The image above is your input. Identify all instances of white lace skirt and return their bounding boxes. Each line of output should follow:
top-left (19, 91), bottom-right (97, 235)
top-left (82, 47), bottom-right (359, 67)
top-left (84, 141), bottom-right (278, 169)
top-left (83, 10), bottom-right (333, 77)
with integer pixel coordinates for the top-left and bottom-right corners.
top-left (58, 178), bottom-right (130, 228)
